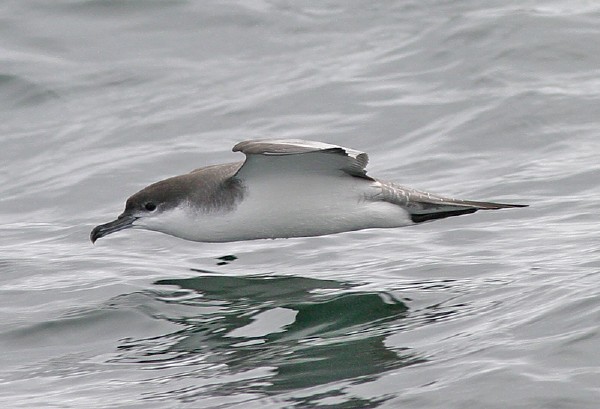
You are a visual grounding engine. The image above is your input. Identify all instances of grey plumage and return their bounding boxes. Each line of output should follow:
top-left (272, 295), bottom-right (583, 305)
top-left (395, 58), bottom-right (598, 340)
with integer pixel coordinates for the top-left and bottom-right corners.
top-left (90, 139), bottom-right (527, 244)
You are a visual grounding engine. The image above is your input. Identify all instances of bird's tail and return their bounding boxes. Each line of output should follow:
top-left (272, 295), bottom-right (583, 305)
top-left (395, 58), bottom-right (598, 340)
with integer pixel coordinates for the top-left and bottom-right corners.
top-left (377, 181), bottom-right (528, 223)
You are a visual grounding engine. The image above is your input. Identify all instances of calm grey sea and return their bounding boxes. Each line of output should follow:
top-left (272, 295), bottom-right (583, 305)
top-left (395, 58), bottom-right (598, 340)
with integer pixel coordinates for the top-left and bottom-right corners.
top-left (1, 1), bottom-right (599, 408)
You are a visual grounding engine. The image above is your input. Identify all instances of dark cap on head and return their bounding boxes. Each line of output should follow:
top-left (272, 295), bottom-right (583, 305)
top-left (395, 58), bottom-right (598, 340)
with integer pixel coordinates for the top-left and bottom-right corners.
top-left (90, 162), bottom-right (245, 243)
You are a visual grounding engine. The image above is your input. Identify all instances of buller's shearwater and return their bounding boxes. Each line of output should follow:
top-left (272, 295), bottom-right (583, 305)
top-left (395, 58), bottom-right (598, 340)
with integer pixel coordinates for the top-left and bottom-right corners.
top-left (91, 139), bottom-right (526, 243)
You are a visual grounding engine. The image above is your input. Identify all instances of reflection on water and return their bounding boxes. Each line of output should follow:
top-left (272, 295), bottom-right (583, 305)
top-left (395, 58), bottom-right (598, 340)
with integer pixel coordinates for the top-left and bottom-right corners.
top-left (113, 273), bottom-right (421, 406)
top-left (215, 255), bottom-right (238, 266)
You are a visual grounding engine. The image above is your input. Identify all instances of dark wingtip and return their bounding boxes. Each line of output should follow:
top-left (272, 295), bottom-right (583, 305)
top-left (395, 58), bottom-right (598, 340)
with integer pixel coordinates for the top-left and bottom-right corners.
top-left (463, 201), bottom-right (529, 210)
top-left (488, 203), bottom-right (528, 209)
top-left (411, 208), bottom-right (478, 223)
top-left (410, 202), bottom-right (528, 223)
top-left (486, 202), bottom-right (529, 210)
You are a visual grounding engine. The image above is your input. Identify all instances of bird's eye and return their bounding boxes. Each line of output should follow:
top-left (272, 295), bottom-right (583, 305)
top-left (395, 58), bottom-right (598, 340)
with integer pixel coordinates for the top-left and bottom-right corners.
top-left (144, 202), bottom-right (157, 211)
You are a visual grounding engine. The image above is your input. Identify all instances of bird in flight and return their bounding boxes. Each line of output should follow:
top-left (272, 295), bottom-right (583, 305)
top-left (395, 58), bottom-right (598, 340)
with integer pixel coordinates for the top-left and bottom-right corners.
top-left (91, 139), bottom-right (526, 243)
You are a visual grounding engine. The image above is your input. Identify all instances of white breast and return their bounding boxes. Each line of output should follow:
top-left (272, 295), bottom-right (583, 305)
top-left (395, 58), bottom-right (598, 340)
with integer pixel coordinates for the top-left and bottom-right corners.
top-left (148, 174), bottom-right (412, 242)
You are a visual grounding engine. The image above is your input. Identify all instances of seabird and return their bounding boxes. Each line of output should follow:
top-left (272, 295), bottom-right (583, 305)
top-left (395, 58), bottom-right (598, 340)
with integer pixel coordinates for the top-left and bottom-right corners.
top-left (91, 139), bottom-right (527, 243)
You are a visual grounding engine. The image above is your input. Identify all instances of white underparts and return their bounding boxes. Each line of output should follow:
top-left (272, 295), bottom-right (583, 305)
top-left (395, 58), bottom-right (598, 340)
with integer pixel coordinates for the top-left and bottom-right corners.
top-left (136, 175), bottom-right (412, 242)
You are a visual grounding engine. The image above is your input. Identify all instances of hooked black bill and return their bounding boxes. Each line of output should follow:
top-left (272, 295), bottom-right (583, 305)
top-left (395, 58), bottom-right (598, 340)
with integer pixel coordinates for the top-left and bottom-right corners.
top-left (90, 214), bottom-right (137, 243)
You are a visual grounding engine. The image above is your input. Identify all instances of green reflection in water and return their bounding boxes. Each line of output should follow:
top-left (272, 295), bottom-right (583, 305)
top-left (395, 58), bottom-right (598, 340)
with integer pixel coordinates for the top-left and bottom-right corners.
top-left (134, 274), bottom-right (422, 406)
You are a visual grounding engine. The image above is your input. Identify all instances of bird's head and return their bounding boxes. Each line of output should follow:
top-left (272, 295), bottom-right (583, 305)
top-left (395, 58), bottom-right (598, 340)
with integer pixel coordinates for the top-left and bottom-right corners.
top-left (90, 166), bottom-right (244, 243)
top-left (90, 176), bottom-right (194, 243)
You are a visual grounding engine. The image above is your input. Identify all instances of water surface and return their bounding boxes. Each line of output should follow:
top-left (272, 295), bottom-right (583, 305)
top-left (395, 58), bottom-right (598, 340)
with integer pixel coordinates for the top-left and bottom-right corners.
top-left (1, 1), bottom-right (599, 408)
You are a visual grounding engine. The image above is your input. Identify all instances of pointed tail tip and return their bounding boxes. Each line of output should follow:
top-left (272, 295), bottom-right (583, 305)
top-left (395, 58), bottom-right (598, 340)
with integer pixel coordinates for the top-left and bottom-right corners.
top-left (462, 200), bottom-right (529, 210)
top-left (493, 203), bottom-right (529, 209)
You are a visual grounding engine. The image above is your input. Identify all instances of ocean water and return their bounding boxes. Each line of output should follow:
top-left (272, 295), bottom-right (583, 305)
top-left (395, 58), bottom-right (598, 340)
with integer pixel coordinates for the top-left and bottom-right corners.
top-left (1, 1), bottom-right (599, 408)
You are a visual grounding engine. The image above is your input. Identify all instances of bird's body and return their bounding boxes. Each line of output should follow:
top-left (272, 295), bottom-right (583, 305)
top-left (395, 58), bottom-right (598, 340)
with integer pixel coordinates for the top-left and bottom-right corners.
top-left (162, 162), bottom-right (410, 242)
top-left (91, 139), bottom-right (526, 243)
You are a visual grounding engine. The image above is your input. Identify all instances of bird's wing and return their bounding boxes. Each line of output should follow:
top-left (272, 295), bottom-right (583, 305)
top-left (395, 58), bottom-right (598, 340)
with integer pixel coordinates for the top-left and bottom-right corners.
top-left (378, 181), bottom-right (528, 223)
top-left (232, 139), bottom-right (373, 180)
